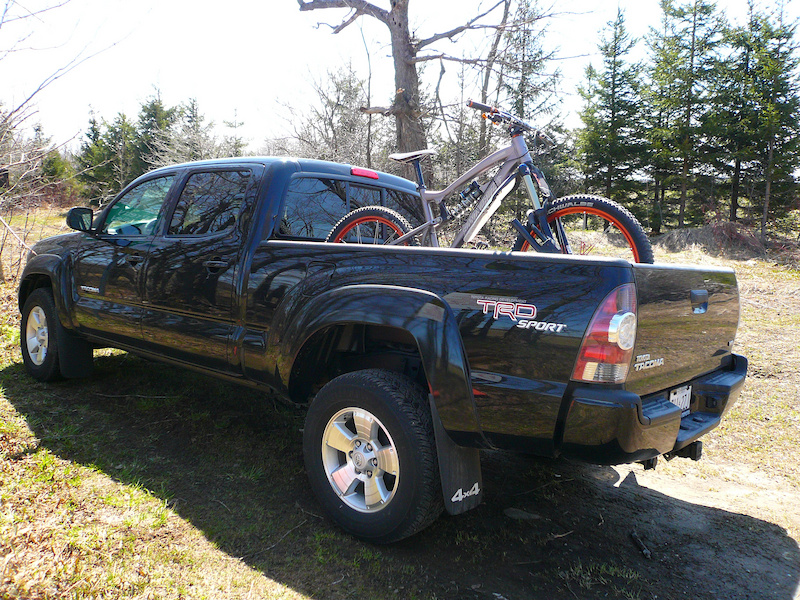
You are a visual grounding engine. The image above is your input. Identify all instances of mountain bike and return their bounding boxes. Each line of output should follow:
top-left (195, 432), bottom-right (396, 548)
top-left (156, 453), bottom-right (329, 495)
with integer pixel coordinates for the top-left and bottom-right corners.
top-left (326, 100), bottom-right (654, 264)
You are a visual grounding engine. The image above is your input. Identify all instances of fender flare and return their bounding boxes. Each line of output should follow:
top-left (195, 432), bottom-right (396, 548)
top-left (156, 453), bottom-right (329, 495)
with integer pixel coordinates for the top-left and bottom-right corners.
top-left (18, 253), bottom-right (77, 330)
top-left (275, 284), bottom-right (487, 445)
top-left (18, 253), bottom-right (92, 377)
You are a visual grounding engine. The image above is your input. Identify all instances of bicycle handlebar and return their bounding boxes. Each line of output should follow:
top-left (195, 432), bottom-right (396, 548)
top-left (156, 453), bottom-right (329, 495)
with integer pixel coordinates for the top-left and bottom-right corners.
top-left (466, 99), bottom-right (497, 114)
top-left (466, 100), bottom-right (554, 149)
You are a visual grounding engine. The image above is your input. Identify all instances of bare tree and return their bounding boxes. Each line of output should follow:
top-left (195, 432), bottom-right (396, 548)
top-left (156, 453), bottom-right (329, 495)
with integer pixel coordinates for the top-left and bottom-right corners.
top-left (296, 0), bottom-right (513, 158)
top-left (148, 99), bottom-right (222, 168)
top-left (280, 65), bottom-right (394, 168)
top-left (1, 0), bottom-right (95, 211)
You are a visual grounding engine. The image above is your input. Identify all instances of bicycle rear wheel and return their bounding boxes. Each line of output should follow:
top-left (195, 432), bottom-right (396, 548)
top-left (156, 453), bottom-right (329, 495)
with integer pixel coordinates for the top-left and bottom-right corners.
top-left (512, 194), bottom-right (654, 263)
top-left (326, 206), bottom-right (416, 245)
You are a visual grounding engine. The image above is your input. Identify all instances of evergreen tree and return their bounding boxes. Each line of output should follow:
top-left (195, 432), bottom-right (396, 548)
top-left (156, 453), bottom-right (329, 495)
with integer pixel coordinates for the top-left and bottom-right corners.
top-left (747, 7), bottom-right (800, 239)
top-left (135, 93), bottom-right (178, 171)
top-left (149, 98), bottom-right (221, 167)
top-left (645, 0), bottom-right (722, 228)
top-left (702, 17), bottom-right (760, 222)
top-left (578, 9), bottom-right (646, 208)
top-left (77, 113), bottom-right (138, 203)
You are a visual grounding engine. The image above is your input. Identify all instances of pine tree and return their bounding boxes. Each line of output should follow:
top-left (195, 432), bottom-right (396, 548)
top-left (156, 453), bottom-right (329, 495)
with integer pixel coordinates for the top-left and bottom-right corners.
top-left (702, 18), bottom-right (760, 222)
top-left (578, 9), bottom-right (645, 208)
top-left (135, 93), bottom-right (178, 171)
top-left (748, 6), bottom-right (800, 239)
top-left (645, 0), bottom-right (722, 228)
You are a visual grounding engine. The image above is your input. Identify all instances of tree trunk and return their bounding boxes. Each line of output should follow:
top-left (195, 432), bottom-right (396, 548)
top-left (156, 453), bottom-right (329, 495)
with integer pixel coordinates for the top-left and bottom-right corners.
top-left (730, 158), bottom-right (741, 222)
top-left (652, 176), bottom-right (662, 234)
top-left (679, 0), bottom-right (699, 230)
top-left (679, 156), bottom-right (688, 228)
top-left (761, 137), bottom-right (774, 243)
top-left (478, 0), bottom-right (511, 158)
top-left (389, 18), bottom-right (427, 156)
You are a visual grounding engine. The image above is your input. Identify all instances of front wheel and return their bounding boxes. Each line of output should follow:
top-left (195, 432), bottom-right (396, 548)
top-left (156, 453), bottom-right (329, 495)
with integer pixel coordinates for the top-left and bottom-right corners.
top-left (326, 206), bottom-right (416, 245)
top-left (302, 369), bottom-right (443, 543)
top-left (513, 194), bottom-right (654, 263)
top-left (21, 288), bottom-right (62, 381)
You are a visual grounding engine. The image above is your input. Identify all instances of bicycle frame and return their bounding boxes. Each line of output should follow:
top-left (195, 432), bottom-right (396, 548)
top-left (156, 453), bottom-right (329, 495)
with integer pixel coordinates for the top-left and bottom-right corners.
top-left (391, 135), bottom-right (542, 248)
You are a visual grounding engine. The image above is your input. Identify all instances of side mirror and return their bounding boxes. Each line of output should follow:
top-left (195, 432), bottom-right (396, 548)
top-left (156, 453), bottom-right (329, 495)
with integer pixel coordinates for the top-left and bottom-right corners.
top-left (67, 207), bottom-right (94, 232)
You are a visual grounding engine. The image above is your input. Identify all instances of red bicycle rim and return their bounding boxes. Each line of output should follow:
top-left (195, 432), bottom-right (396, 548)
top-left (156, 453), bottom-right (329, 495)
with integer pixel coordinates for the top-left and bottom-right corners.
top-left (332, 216), bottom-right (408, 244)
top-left (520, 206), bottom-right (641, 262)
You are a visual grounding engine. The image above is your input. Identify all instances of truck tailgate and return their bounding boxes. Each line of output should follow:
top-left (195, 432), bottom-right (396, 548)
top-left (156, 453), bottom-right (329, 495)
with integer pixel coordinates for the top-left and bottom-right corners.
top-left (626, 263), bottom-right (740, 397)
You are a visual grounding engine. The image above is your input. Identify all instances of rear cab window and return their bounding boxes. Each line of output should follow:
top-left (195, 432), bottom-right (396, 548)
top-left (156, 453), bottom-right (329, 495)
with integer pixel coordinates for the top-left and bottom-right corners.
top-left (274, 176), bottom-right (420, 241)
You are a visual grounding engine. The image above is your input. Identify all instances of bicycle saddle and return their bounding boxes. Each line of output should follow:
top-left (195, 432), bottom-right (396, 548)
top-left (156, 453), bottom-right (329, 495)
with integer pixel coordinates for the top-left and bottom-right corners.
top-left (388, 149), bottom-right (437, 164)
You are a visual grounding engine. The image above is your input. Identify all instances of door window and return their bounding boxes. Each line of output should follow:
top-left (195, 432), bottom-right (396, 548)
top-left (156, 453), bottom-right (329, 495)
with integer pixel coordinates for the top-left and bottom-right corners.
top-left (102, 176), bottom-right (175, 235)
top-left (168, 170), bottom-right (251, 236)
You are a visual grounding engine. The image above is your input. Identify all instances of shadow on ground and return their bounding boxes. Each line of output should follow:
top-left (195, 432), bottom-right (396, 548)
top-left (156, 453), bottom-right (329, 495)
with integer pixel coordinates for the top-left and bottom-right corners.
top-left (3, 354), bottom-right (798, 600)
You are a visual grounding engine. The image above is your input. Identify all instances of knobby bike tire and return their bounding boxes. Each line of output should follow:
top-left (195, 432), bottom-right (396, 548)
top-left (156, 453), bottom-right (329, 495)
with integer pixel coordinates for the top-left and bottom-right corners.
top-left (326, 206), bottom-right (416, 245)
top-left (512, 194), bottom-right (654, 264)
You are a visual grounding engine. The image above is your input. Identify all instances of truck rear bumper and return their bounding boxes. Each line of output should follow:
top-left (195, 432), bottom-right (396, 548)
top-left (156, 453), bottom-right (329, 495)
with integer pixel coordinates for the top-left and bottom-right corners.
top-left (559, 354), bottom-right (748, 465)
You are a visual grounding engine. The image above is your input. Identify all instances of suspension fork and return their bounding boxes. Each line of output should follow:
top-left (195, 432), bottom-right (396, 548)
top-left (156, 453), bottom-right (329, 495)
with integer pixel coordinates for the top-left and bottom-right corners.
top-left (516, 163), bottom-right (560, 253)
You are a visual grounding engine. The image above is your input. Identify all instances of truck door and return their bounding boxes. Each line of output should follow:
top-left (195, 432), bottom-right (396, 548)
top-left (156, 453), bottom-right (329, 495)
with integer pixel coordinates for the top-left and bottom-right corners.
top-left (141, 167), bottom-right (260, 373)
top-left (72, 174), bottom-right (177, 344)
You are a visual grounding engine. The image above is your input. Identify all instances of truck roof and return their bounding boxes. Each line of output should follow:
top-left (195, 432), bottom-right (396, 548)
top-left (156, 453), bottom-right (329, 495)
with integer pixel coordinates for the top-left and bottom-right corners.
top-left (144, 156), bottom-right (418, 194)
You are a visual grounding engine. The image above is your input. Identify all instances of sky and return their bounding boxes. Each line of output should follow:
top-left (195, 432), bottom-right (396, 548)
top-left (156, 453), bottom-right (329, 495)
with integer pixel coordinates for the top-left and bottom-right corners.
top-left (1, 0), bottom-right (793, 153)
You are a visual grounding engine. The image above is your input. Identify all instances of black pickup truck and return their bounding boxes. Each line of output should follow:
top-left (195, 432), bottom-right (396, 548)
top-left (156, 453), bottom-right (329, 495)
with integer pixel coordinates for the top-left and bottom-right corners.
top-left (18, 157), bottom-right (747, 543)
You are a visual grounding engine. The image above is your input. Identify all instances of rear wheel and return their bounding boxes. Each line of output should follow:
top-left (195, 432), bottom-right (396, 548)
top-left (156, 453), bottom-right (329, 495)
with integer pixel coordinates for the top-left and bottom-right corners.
top-left (326, 206), bottom-right (415, 245)
top-left (302, 369), bottom-right (442, 543)
top-left (513, 194), bottom-right (654, 263)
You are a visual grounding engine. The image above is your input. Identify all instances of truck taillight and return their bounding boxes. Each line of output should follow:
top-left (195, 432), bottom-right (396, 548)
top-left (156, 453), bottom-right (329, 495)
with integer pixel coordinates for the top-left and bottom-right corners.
top-left (572, 283), bottom-right (637, 384)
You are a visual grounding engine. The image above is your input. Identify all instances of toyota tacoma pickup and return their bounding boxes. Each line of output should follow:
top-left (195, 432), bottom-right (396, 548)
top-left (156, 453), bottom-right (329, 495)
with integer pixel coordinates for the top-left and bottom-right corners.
top-left (18, 157), bottom-right (747, 543)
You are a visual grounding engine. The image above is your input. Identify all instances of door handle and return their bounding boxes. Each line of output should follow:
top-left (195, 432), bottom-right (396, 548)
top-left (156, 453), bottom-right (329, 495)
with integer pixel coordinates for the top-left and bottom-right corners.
top-left (118, 254), bottom-right (145, 267)
top-left (203, 259), bottom-right (229, 272)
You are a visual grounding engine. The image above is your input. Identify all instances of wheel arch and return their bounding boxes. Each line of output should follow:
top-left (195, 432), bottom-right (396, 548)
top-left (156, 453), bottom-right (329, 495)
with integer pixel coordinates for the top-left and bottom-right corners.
top-left (278, 284), bottom-right (486, 447)
top-left (18, 254), bottom-right (73, 327)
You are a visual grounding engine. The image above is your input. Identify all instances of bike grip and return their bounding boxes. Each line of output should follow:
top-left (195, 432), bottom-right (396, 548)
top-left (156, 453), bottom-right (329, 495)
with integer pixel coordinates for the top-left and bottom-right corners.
top-left (537, 131), bottom-right (556, 148)
top-left (467, 99), bottom-right (495, 113)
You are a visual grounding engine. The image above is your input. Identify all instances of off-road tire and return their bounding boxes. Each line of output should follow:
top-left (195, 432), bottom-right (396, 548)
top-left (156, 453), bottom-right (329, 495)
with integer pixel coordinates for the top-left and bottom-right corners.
top-left (513, 194), bottom-right (654, 263)
top-left (303, 369), bottom-right (443, 543)
top-left (326, 206), bottom-right (416, 245)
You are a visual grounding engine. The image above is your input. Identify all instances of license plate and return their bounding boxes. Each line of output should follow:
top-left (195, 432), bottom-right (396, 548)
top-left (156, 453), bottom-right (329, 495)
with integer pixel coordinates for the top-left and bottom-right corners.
top-left (669, 385), bottom-right (692, 416)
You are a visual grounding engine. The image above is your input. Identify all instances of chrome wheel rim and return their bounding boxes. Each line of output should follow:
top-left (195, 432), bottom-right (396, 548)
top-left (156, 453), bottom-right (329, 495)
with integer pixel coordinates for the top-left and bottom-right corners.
top-left (321, 407), bottom-right (399, 513)
top-left (25, 306), bottom-right (49, 366)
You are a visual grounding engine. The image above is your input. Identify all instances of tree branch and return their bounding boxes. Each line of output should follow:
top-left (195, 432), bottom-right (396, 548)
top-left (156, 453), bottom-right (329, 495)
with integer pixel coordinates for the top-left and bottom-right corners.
top-left (410, 53), bottom-right (487, 66)
top-left (415, 0), bottom-right (505, 50)
top-left (359, 105), bottom-right (394, 116)
top-left (296, 0), bottom-right (389, 29)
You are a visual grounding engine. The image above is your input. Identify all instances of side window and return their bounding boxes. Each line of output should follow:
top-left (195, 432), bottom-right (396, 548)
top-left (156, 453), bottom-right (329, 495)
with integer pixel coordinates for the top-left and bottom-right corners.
top-left (278, 177), bottom-right (347, 240)
top-left (384, 188), bottom-right (423, 224)
top-left (102, 176), bottom-right (174, 235)
top-left (349, 184), bottom-right (382, 210)
top-left (168, 170), bottom-right (250, 236)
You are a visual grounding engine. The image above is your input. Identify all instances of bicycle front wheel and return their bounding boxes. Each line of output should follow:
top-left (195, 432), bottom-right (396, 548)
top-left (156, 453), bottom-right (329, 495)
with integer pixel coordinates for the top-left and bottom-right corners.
top-left (512, 194), bottom-right (654, 263)
top-left (326, 206), bottom-right (416, 245)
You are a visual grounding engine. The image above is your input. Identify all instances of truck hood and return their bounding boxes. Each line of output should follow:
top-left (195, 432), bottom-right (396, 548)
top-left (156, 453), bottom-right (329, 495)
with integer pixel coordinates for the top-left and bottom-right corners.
top-left (626, 263), bottom-right (740, 396)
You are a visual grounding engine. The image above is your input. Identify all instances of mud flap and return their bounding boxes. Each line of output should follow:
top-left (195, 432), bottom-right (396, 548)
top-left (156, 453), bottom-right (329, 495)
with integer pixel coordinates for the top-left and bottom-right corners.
top-left (429, 396), bottom-right (483, 515)
top-left (56, 321), bottom-right (94, 379)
